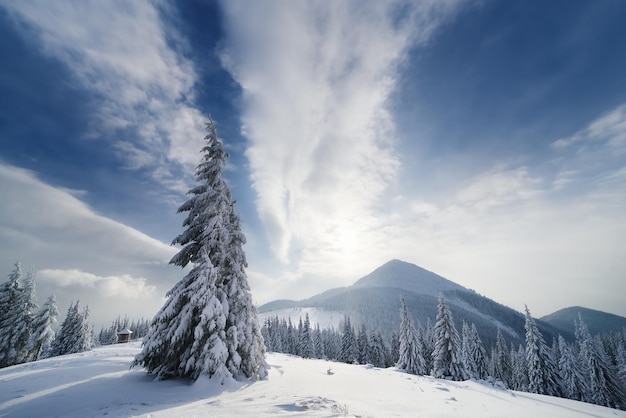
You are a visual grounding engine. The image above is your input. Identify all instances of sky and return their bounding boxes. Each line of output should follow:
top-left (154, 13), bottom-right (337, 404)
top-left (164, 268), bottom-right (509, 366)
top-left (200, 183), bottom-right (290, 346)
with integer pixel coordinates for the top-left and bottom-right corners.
top-left (1, 0), bottom-right (625, 327)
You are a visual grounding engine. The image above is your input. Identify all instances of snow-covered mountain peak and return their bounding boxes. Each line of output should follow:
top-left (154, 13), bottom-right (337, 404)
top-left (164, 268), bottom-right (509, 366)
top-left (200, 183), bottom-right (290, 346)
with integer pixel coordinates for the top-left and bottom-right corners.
top-left (351, 259), bottom-right (465, 297)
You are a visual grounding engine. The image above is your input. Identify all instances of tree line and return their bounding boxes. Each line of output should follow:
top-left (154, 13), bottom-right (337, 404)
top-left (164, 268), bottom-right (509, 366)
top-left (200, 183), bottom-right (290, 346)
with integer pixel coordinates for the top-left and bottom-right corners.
top-left (0, 261), bottom-right (151, 368)
top-left (262, 295), bottom-right (626, 410)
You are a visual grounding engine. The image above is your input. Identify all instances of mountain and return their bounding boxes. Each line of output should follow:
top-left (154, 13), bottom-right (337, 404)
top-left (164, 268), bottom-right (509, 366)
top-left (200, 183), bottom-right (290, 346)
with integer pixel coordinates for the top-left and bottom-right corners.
top-left (541, 306), bottom-right (626, 337)
top-left (259, 259), bottom-right (566, 348)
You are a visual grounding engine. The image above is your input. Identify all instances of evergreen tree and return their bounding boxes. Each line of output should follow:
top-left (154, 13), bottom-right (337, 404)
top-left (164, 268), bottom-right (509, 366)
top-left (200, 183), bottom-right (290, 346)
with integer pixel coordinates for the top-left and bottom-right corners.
top-left (462, 322), bottom-right (488, 380)
top-left (510, 344), bottom-right (528, 391)
top-left (133, 118), bottom-right (266, 382)
top-left (340, 316), bottom-right (358, 364)
top-left (369, 331), bottom-right (388, 368)
top-left (299, 314), bottom-right (314, 359)
top-left (0, 263), bottom-right (36, 367)
top-left (432, 295), bottom-right (466, 380)
top-left (357, 325), bottom-right (370, 365)
top-left (558, 335), bottom-right (588, 401)
top-left (524, 305), bottom-right (561, 396)
top-left (576, 316), bottom-right (624, 409)
top-left (50, 301), bottom-right (92, 357)
top-left (26, 294), bottom-right (59, 361)
top-left (493, 329), bottom-right (512, 387)
top-left (397, 298), bottom-right (426, 375)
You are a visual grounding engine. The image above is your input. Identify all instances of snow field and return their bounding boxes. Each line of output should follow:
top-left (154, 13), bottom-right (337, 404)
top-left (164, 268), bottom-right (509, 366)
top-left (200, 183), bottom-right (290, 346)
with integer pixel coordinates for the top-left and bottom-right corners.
top-left (1, 342), bottom-right (624, 417)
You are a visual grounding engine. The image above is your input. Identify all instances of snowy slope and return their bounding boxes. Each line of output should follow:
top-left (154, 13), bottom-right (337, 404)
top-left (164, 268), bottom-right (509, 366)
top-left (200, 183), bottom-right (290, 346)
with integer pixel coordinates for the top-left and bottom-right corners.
top-left (2, 343), bottom-right (624, 417)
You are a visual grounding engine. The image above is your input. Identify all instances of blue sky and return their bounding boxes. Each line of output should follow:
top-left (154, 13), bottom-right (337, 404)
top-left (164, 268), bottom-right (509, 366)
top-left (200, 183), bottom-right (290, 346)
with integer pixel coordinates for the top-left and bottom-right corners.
top-left (1, 0), bottom-right (625, 325)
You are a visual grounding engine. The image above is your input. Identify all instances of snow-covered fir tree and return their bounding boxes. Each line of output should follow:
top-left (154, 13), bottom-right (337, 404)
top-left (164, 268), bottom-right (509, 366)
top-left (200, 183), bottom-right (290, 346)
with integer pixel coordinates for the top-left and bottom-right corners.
top-left (357, 325), bottom-right (370, 365)
top-left (510, 344), bottom-right (528, 391)
top-left (299, 314), bottom-right (314, 359)
top-left (50, 300), bottom-right (92, 357)
top-left (26, 294), bottom-right (59, 361)
top-left (397, 297), bottom-right (426, 375)
top-left (340, 316), bottom-right (358, 364)
top-left (575, 316), bottom-right (624, 409)
top-left (0, 263), bottom-right (36, 367)
top-left (432, 295), bottom-right (466, 380)
top-left (558, 334), bottom-right (588, 401)
top-left (524, 305), bottom-right (561, 396)
top-left (133, 118), bottom-right (266, 382)
top-left (462, 321), bottom-right (488, 380)
top-left (369, 331), bottom-right (388, 368)
top-left (492, 328), bottom-right (512, 387)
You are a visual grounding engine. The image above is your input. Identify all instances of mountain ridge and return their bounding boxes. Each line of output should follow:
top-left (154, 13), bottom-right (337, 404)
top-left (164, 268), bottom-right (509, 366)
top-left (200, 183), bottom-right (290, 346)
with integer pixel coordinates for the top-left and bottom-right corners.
top-left (259, 259), bottom-right (576, 347)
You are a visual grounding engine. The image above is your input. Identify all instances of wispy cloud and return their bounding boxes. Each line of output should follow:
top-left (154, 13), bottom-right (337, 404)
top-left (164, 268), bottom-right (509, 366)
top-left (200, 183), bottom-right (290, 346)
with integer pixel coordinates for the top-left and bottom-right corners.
top-left (0, 162), bottom-right (178, 324)
top-left (220, 0), bottom-right (462, 272)
top-left (1, 0), bottom-right (205, 193)
top-left (39, 269), bottom-right (157, 299)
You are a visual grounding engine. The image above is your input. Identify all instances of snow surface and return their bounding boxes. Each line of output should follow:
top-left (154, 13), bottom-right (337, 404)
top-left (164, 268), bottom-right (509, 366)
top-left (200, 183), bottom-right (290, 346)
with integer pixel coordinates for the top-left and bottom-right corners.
top-left (258, 307), bottom-right (344, 330)
top-left (1, 342), bottom-right (624, 417)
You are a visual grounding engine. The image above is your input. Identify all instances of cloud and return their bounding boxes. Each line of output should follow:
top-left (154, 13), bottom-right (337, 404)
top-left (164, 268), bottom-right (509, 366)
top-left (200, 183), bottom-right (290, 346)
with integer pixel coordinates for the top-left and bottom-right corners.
top-left (39, 269), bottom-right (157, 299)
top-left (1, 0), bottom-right (205, 193)
top-left (220, 0), bottom-right (462, 270)
top-left (0, 162), bottom-right (179, 325)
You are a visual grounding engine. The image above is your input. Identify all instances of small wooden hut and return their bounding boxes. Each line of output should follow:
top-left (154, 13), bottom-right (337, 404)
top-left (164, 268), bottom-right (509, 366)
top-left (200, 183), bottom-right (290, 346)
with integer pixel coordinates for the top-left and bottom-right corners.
top-left (116, 328), bottom-right (133, 343)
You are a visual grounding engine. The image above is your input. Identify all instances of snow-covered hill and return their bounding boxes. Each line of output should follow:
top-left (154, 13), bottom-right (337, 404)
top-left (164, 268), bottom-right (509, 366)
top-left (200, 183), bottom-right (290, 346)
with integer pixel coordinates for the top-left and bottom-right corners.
top-left (258, 307), bottom-right (344, 330)
top-left (1, 342), bottom-right (623, 417)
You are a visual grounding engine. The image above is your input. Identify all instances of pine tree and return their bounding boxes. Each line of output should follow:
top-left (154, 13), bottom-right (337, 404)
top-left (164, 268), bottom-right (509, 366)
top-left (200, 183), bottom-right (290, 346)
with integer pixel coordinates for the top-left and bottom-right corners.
top-left (397, 297), bottom-right (426, 375)
top-left (524, 305), bottom-right (561, 396)
top-left (369, 331), bottom-right (388, 368)
top-left (432, 295), bottom-right (466, 380)
top-left (0, 263), bottom-right (37, 367)
top-left (50, 301), bottom-right (92, 357)
top-left (133, 118), bottom-right (266, 382)
top-left (558, 335), bottom-right (587, 401)
top-left (576, 316), bottom-right (624, 409)
top-left (26, 294), bottom-right (59, 361)
top-left (299, 314), bottom-right (314, 359)
top-left (340, 316), bottom-right (358, 364)
top-left (462, 322), bottom-right (488, 380)
top-left (510, 344), bottom-right (528, 391)
top-left (357, 325), bottom-right (370, 365)
top-left (493, 328), bottom-right (512, 387)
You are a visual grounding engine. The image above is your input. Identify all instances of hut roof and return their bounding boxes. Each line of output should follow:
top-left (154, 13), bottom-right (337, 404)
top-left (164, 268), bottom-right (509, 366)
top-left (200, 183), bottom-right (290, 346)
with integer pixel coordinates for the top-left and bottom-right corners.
top-left (117, 329), bottom-right (133, 335)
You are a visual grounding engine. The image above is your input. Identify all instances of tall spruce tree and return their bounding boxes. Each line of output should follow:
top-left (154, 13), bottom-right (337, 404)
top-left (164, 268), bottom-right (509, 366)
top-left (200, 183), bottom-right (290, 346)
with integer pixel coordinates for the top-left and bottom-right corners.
top-left (558, 335), bottom-right (588, 401)
top-left (0, 263), bottom-right (37, 367)
top-left (133, 118), bottom-right (266, 382)
top-left (0, 262), bottom-right (24, 367)
top-left (575, 316), bottom-right (624, 409)
top-left (432, 295), bottom-right (466, 380)
top-left (397, 297), bottom-right (426, 375)
top-left (524, 305), bottom-right (561, 396)
top-left (26, 294), bottom-right (59, 361)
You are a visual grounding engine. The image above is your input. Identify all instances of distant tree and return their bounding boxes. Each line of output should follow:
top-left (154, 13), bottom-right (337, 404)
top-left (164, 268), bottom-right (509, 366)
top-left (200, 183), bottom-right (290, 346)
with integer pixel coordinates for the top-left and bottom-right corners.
top-left (576, 316), bottom-right (624, 409)
top-left (340, 316), bottom-right (358, 364)
top-left (26, 294), bottom-right (59, 361)
top-left (432, 295), bottom-right (466, 380)
top-left (299, 314), bottom-right (314, 359)
top-left (369, 331), bottom-right (388, 368)
top-left (133, 118), bottom-right (266, 382)
top-left (50, 300), bottom-right (92, 357)
top-left (492, 329), bottom-right (512, 387)
top-left (397, 297), bottom-right (426, 375)
top-left (524, 305), bottom-right (561, 396)
top-left (510, 344), bottom-right (528, 391)
top-left (462, 322), bottom-right (488, 380)
top-left (357, 325), bottom-right (370, 364)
